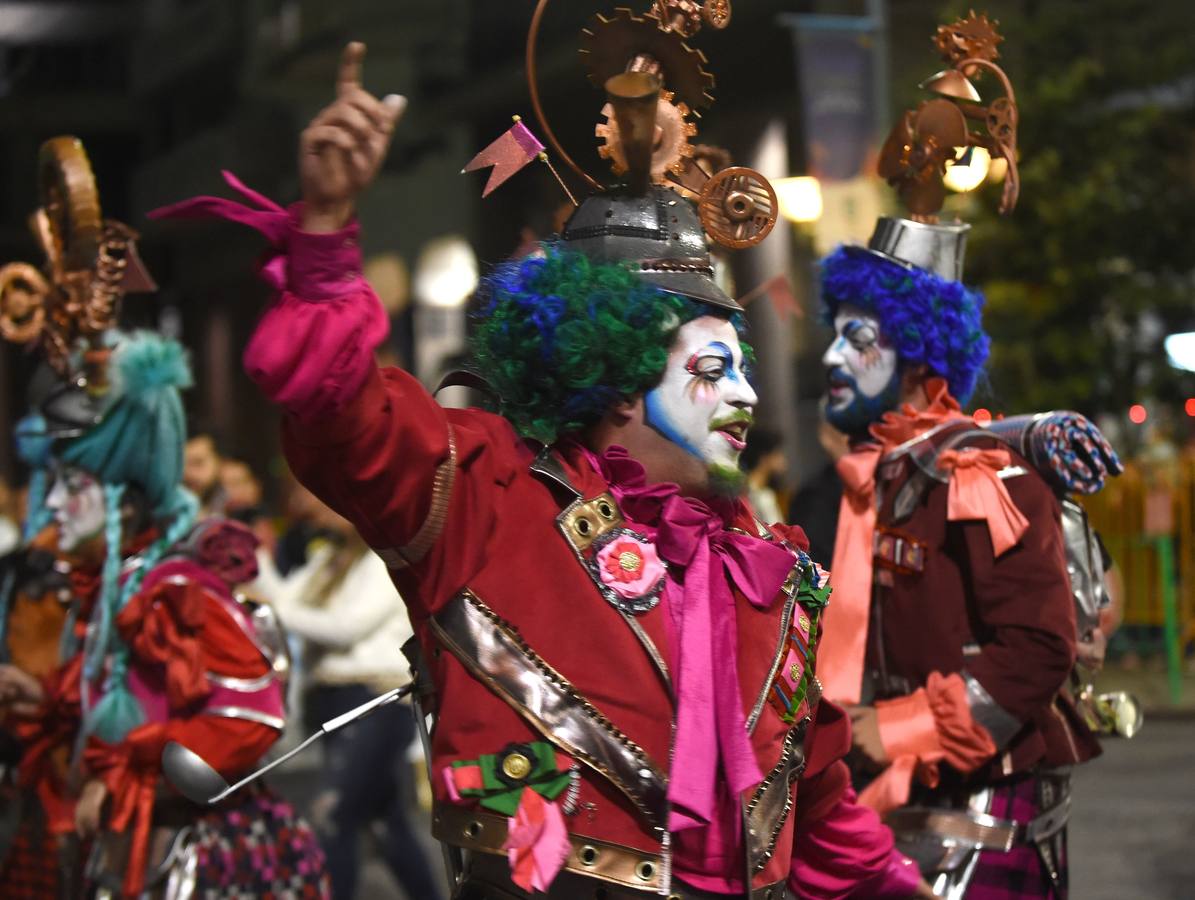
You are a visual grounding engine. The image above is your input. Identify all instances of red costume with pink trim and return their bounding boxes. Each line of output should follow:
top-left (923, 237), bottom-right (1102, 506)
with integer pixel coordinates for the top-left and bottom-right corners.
top-left (152, 174), bottom-right (924, 896)
top-left (152, 5), bottom-right (935, 894)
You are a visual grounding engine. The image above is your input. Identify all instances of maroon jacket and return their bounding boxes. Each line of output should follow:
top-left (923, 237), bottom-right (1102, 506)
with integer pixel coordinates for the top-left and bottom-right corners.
top-left (868, 419), bottom-right (1100, 776)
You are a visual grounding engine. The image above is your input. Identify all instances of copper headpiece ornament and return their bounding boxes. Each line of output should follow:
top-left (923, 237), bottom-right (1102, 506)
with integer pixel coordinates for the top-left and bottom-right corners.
top-left (877, 10), bottom-right (1019, 222)
top-left (525, 0), bottom-right (776, 258)
top-left (0, 137), bottom-right (157, 393)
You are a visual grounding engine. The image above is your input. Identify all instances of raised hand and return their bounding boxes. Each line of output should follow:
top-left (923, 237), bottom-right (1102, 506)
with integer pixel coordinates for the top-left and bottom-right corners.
top-left (300, 42), bottom-right (407, 233)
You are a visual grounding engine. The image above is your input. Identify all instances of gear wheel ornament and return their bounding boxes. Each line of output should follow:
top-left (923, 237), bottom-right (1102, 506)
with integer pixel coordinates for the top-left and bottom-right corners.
top-left (596, 90), bottom-right (697, 182)
top-left (37, 137), bottom-right (103, 276)
top-left (876, 12), bottom-right (1020, 220)
top-left (698, 166), bottom-right (777, 250)
top-left (934, 10), bottom-right (1002, 71)
top-left (581, 7), bottom-right (716, 111)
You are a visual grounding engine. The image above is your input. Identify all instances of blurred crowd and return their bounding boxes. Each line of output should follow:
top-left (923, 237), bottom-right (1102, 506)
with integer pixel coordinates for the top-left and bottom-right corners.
top-left (178, 432), bottom-right (443, 900)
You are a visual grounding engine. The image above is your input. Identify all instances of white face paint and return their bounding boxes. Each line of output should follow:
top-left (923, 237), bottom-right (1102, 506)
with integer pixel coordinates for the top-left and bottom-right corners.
top-left (821, 303), bottom-right (901, 434)
top-left (645, 316), bottom-right (758, 480)
top-left (45, 467), bottom-right (107, 553)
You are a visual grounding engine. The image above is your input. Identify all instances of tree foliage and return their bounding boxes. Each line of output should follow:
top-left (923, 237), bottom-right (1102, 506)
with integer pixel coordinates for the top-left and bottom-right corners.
top-left (941, 0), bottom-right (1195, 418)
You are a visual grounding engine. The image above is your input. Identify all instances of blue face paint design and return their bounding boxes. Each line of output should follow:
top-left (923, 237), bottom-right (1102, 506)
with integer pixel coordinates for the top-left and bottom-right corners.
top-left (700, 342), bottom-right (738, 382)
top-left (645, 322), bottom-right (758, 473)
top-left (822, 305), bottom-right (901, 438)
top-left (645, 389), bottom-right (705, 458)
top-left (823, 365), bottom-right (902, 436)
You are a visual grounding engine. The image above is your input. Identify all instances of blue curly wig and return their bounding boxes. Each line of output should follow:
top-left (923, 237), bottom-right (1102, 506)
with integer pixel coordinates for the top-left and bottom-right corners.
top-left (820, 247), bottom-right (990, 404)
top-left (471, 247), bottom-right (749, 443)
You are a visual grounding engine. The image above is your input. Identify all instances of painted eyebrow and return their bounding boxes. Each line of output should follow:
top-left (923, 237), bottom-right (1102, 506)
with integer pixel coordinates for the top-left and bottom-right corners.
top-left (685, 341), bottom-right (736, 373)
top-left (843, 320), bottom-right (876, 341)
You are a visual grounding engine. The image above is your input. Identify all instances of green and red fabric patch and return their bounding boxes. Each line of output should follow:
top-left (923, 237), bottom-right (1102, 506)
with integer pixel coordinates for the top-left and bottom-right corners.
top-left (446, 742), bottom-right (572, 816)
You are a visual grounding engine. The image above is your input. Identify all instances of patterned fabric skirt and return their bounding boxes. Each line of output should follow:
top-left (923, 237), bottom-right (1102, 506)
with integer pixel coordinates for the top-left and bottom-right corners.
top-left (186, 784), bottom-right (332, 899)
top-left (966, 775), bottom-right (1068, 900)
top-left (83, 783), bottom-right (332, 899)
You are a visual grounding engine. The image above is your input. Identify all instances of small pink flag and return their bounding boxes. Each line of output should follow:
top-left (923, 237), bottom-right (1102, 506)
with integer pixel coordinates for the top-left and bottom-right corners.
top-left (463, 119), bottom-right (545, 198)
top-left (737, 274), bottom-right (803, 321)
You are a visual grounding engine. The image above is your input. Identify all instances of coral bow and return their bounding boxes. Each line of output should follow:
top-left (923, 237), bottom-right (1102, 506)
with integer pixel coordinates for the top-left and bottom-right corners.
top-left (937, 447), bottom-right (1029, 556)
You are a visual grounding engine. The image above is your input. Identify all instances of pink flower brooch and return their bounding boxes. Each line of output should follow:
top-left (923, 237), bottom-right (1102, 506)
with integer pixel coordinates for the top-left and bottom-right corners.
top-left (589, 529), bottom-right (666, 614)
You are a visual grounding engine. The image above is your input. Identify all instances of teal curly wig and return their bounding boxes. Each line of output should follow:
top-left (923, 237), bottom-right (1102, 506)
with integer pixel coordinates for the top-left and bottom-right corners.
top-left (55, 331), bottom-right (200, 743)
top-left (471, 248), bottom-right (749, 443)
top-left (61, 331), bottom-right (193, 518)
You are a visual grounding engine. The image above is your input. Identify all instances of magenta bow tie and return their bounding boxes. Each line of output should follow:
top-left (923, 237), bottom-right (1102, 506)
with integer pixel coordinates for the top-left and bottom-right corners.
top-left (584, 445), bottom-right (796, 830)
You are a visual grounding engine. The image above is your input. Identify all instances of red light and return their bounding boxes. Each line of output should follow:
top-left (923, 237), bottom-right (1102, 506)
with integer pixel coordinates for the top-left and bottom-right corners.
top-left (1129, 404), bottom-right (1148, 424)
top-left (973, 408), bottom-right (992, 425)
top-left (1186, 398), bottom-right (1195, 417)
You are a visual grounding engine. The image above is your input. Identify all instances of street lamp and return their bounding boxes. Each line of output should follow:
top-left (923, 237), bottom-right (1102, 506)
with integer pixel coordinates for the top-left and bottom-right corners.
top-left (943, 146), bottom-right (991, 193)
top-left (774, 175), bottom-right (823, 223)
top-left (1164, 332), bottom-right (1195, 372)
top-left (413, 236), bottom-right (478, 309)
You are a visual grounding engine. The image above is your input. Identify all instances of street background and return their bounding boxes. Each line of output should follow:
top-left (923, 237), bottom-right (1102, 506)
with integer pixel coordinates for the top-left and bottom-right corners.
top-left (1, 1), bottom-right (1194, 897)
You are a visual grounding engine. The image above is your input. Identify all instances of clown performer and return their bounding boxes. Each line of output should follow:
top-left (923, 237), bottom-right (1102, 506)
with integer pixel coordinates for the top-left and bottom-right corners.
top-left (812, 15), bottom-right (1123, 900)
top-left (153, 5), bottom-right (942, 897)
top-left (0, 137), bottom-right (330, 899)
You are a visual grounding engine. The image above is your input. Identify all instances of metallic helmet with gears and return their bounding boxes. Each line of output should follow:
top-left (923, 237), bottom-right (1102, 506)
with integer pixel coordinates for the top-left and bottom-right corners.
top-left (559, 184), bottom-right (739, 312)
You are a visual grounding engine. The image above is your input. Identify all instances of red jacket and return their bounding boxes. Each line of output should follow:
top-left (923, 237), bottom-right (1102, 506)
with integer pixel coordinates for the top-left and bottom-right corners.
top-left (281, 358), bottom-right (894, 894)
top-left (157, 192), bottom-right (918, 896)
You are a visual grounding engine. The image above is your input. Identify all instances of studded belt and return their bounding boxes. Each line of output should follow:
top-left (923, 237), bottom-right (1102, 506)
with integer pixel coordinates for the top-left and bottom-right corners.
top-left (434, 803), bottom-right (663, 893)
top-left (436, 804), bottom-right (787, 899)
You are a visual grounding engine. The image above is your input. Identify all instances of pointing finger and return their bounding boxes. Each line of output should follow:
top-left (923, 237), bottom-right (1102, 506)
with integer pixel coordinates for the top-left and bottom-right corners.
top-left (337, 41), bottom-right (366, 98)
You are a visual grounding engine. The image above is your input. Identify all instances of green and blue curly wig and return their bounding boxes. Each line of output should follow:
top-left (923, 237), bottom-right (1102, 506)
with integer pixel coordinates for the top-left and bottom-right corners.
top-left (820, 247), bottom-right (990, 404)
top-left (471, 248), bottom-right (748, 443)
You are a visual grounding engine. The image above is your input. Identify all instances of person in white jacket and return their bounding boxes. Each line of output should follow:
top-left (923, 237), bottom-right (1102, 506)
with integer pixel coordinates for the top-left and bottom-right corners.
top-left (260, 501), bottom-right (442, 900)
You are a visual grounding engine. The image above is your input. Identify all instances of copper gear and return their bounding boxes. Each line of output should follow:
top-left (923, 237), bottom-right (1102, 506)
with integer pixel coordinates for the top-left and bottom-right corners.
top-left (934, 11), bottom-right (1002, 69)
top-left (698, 166), bottom-right (778, 250)
top-left (37, 136), bottom-right (103, 274)
top-left (596, 90), bottom-right (698, 183)
top-left (580, 7), bottom-right (716, 111)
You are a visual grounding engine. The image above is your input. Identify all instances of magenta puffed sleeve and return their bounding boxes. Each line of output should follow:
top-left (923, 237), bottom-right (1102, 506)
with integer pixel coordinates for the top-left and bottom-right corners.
top-left (789, 786), bottom-right (922, 899)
